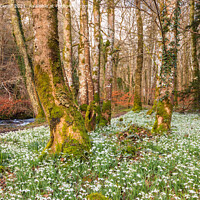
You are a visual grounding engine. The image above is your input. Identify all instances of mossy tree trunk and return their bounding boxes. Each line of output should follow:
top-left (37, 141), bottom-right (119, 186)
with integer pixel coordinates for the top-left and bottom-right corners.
top-left (152, 0), bottom-right (180, 134)
top-left (133, 0), bottom-right (143, 112)
top-left (79, 0), bottom-right (96, 131)
top-left (190, 0), bottom-right (200, 109)
top-left (102, 0), bottom-right (114, 125)
top-left (9, 0), bottom-right (41, 117)
top-left (62, 0), bottom-right (73, 90)
top-left (32, 0), bottom-right (90, 156)
top-left (93, 0), bottom-right (101, 103)
top-left (82, 0), bottom-right (94, 105)
top-left (183, 39), bottom-right (189, 90)
top-left (173, 0), bottom-right (180, 106)
top-left (113, 47), bottom-right (119, 91)
top-left (79, 0), bottom-right (88, 107)
top-left (93, 0), bottom-right (101, 123)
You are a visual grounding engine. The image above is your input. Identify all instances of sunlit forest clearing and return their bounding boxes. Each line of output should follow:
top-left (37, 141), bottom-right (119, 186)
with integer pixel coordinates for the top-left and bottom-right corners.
top-left (0, 0), bottom-right (200, 199)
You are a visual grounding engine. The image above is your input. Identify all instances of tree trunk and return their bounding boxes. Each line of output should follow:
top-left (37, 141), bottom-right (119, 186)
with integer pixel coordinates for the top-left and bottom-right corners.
top-left (92, 0), bottom-right (101, 124)
top-left (102, 0), bottom-right (114, 125)
top-left (82, 0), bottom-right (94, 104)
top-left (148, 15), bottom-right (156, 105)
top-left (79, 0), bottom-right (96, 131)
top-left (183, 39), bottom-right (189, 89)
top-left (133, 0), bottom-right (143, 111)
top-left (113, 47), bottom-right (119, 91)
top-left (9, 0), bottom-right (41, 116)
top-left (32, 0), bottom-right (90, 156)
top-left (79, 0), bottom-right (88, 106)
top-left (190, 0), bottom-right (200, 108)
top-left (93, 0), bottom-right (101, 104)
top-left (62, 0), bottom-right (73, 89)
top-left (152, 0), bottom-right (180, 133)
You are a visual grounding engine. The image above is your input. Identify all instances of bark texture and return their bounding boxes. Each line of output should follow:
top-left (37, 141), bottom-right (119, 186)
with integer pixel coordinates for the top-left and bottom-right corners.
top-left (152, 0), bottom-right (179, 133)
top-left (79, 0), bottom-right (88, 106)
top-left (102, 0), bottom-right (114, 125)
top-left (79, 0), bottom-right (96, 131)
top-left (190, 0), bottom-right (200, 108)
top-left (92, 0), bottom-right (101, 124)
top-left (62, 0), bottom-right (73, 89)
top-left (133, 0), bottom-right (143, 112)
top-left (32, 0), bottom-right (90, 156)
top-left (82, 0), bottom-right (94, 105)
top-left (79, 0), bottom-right (94, 106)
top-left (93, 0), bottom-right (101, 104)
top-left (9, 0), bottom-right (41, 116)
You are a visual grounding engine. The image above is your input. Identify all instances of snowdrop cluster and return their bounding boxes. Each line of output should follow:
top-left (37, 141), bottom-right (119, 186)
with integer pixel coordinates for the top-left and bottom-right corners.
top-left (0, 111), bottom-right (200, 199)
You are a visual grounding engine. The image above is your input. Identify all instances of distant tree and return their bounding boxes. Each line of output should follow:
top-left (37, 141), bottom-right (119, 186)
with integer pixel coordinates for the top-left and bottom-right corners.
top-left (133, 0), bottom-right (143, 111)
top-left (79, 0), bottom-right (88, 107)
top-left (62, 0), bottom-right (73, 90)
top-left (190, 0), bottom-right (200, 109)
top-left (93, 0), bottom-right (101, 105)
top-left (93, 0), bottom-right (101, 123)
top-left (82, 0), bottom-right (94, 105)
top-left (102, 0), bottom-right (115, 125)
top-left (79, 0), bottom-right (96, 131)
top-left (9, 0), bottom-right (42, 117)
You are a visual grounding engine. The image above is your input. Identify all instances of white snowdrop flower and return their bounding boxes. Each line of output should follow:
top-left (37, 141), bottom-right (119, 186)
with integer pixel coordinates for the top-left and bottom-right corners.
top-left (189, 190), bottom-right (196, 194)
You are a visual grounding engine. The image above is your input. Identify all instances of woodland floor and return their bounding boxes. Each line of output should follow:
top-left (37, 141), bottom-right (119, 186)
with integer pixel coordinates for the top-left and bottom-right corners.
top-left (0, 110), bottom-right (200, 199)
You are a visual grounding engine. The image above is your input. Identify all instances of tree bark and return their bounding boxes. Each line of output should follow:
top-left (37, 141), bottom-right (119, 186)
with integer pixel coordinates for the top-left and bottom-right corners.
top-left (113, 47), bottom-right (119, 91)
top-left (93, 0), bottom-right (101, 104)
top-left (79, 0), bottom-right (96, 131)
top-left (102, 0), bottom-right (114, 125)
top-left (79, 0), bottom-right (88, 106)
top-left (133, 0), bottom-right (143, 111)
top-left (32, 0), bottom-right (90, 156)
top-left (152, 0), bottom-right (180, 133)
top-left (62, 0), bottom-right (73, 89)
top-left (190, 0), bottom-right (200, 108)
top-left (9, 0), bottom-right (41, 116)
top-left (82, 0), bottom-right (94, 105)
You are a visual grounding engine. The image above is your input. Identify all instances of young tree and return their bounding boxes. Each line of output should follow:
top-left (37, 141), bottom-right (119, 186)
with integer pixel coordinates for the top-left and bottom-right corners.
top-left (32, 0), bottom-right (90, 156)
top-left (9, 0), bottom-right (41, 116)
top-left (79, 0), bottom-right (96, 131)
top-left (79, 0), bottom-right (94, 104)
top-left (133, 0), bottom-right (143, 111)
top-left (82, 0), bottom-right (94, 105)
top-left (190, 0), bottom-right (200, 109)
top-left (62, 0), bottom-right (73, 89)
top-left (152, 0), bottom-right (180, 133)
top-left (93, 0), bottom-right (101, 105)
top-left (79, 0), bottom-right (88, 106)
top-left (102, 0), bottom-right (115, 125)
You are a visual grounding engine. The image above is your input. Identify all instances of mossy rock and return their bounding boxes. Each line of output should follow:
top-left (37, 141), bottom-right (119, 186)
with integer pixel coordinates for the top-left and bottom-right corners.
top-left (87, 193), bottom-right (110, 200)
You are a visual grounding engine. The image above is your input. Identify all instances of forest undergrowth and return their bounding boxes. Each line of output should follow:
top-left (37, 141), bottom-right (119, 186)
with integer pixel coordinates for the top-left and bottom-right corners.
top-left (0, 110), bottom-right (200, 199)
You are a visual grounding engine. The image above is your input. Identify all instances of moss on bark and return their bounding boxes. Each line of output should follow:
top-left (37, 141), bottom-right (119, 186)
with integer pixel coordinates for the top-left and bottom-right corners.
top-left (132, 93), bottom-right (142, 112)
top-left (85, 101), bottom-right (96, 131)
top-left (100, 100), bottom-right (111, 126)
top-left (33, 0), bottom-right (90, 159)
top-left (152, 97), bottom-right (173, 134)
